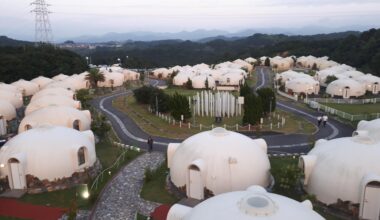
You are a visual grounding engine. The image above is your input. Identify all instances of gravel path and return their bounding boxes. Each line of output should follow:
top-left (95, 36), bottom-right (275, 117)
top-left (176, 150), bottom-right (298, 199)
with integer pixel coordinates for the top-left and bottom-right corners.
top-left (91, 152), bottom-right (165, 220)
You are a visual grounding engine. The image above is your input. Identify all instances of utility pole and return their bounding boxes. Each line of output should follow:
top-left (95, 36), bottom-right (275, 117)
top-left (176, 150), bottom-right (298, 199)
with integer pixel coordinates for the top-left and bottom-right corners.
top-left (31, 0), bottom-right (53, 45)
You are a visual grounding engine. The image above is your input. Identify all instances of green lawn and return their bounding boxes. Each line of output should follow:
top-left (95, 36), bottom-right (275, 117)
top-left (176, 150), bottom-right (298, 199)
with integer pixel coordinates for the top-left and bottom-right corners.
top-left (140, 163), bottom-right (179, 204)
top-left (323, 103), bottom-right (380, 115)
top-left (113, 95), bottom-right (316, 139)
top-left (18, 129), bottom-right (140, 210)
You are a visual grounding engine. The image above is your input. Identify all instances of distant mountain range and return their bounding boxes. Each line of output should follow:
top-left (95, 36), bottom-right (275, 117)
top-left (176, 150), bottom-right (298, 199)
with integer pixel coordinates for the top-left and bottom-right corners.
top-left (60, 25), bottom-right (374, 43)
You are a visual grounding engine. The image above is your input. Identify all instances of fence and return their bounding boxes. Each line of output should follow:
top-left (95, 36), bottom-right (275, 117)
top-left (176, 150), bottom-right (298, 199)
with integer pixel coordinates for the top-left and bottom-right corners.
top-left (155, 111), bottom-right (286, 131)
top-left (306, 97), bottom-right (380, 104)
top-left (304, 99), bottom-right (380, 121)
top-left (90, 142), bottom-right (141, 191)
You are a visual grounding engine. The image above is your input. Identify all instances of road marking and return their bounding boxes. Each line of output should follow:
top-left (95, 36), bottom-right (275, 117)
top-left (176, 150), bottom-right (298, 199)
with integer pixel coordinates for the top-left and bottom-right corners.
top-left (99, 92), bottom-right (169, 146)
top-left (255, 68), bottom-right (266, 90)
top-left (277, 102), bottom-right (339, 139)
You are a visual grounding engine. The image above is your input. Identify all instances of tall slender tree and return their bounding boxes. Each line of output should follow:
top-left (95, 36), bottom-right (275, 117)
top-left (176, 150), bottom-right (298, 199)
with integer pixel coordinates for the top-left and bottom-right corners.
top-left (85, 68), bottom-right (105, 88)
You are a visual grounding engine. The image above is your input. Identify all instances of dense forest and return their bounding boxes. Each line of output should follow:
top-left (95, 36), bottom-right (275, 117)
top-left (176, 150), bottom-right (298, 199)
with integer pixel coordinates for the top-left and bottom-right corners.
top-left (0, 44), bottom-right (87, 83)
top-left (0, 29), bottom-right (378, 83)
top-left (80, 29), bottom-right (379, 76)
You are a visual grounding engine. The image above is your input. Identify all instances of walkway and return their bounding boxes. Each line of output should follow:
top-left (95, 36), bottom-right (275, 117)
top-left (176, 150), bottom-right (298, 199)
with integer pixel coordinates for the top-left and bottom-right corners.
top-left (0, 198), bottom-right (65, 220)
top-left (91, 152), bottom-right (165, 220)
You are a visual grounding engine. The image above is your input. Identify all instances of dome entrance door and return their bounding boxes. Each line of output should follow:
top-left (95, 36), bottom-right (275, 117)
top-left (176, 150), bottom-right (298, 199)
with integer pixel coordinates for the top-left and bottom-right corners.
top-left (343, 87), bottom-right (350, 99)
top-left (188, 165), bottom-right (203, 200)
top-left (361, 182), bottom-right (380, 220)
top-left (8, 158), bottom-right (25, 189)
top-left (0, 116), bottom-right (6, 136)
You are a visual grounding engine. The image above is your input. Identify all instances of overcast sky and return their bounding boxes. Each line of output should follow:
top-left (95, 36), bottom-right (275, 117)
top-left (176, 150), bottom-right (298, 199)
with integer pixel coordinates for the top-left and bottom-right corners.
top-left (1, 0), bottom-right (380, 40)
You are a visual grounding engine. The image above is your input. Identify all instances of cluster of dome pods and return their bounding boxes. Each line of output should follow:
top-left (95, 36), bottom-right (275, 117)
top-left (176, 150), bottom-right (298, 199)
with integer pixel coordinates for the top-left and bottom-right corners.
top-left (166, 127), bottom-right (324, 219)
top-left (167, 118), bottom-right (380, 219)
top-left (274, 56), bottom-right (380, 98)
top-left (151, 58), bottom-right (256, 90)
top-left (300, 118), bottom-right (380, 220)
top-left (0, 66), bottom-right (140, 192)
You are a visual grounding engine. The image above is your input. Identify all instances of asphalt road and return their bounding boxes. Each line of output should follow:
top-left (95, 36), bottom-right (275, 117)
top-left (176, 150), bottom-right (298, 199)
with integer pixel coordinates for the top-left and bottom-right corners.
top-left (91, 70), bottom-right (354, 154)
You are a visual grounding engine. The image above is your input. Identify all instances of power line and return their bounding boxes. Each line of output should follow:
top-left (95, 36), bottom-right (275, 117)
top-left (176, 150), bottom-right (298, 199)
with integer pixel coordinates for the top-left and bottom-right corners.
top-left (31, 0), bottom-right (53, 45)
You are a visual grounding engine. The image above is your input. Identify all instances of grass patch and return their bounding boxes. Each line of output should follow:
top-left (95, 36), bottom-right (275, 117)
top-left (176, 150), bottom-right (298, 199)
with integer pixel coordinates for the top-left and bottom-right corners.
top-left (18, 129), bottom-right (141, 210)
top-left (113, 95), bottom-right (316, 139)
top-left (323, 103), bottom-right (380, 115)
top-left (136, 213), bottom-right (149, 220)
top-left (140, 163), bottom-right (179, 204)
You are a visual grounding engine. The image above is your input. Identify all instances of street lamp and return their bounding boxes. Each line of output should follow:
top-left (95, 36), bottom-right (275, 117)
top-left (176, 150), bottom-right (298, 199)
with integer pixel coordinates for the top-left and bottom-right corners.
top-left (117, 58), bottom-right (121, 65)
top-left (85, 56), bottom-right (89, 65)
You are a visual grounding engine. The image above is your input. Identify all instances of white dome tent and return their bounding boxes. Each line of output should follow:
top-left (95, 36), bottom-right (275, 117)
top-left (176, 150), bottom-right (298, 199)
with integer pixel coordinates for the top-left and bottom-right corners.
top-left (326, 78), bottom-right (366, 99)
top-left (19, 106), bottom-right (91, 133)
top-left (167, 128), bottom-right (271, 200)
top-left (31, 87), bottom-right (75, 102)
top-left (244, 57), bottom-right (257, 65)
top-left (52, 74), bottom-right (69, 81)
top-left (299, 118), bottom-right (380, 219)
top-left (0, 83), bottom-right (20, 94)
top-left (45, 81), bottom-right (77, 91)
top-left (98, 71), bottom-right (124, 88)
top-left (0, 126), bottom-right (96, 190)
top-left (0, 90), bottom-right (23, 109)
top-left (122, 69), bottom-right (140, 81)
top-left (167, 185), bottom-right (323, 220)
top-left (356, 74), bottom-right (380, 94)
top-left (173, 73), bottom-right (194, 86)
top-left (0, 100), bottom-right (16, 136)
top-left (31, 76), bottom-right (54, 89)
top-left (11, 79), bottom-right (39, 96)
top-left (191, 75), bottom-right (216, 89)
top-left (285, 78), bottom-right (320, 95)
top-left (152, 68), bottom-right (172, 79)
top-left (25, 95), bottom-right (81, 115)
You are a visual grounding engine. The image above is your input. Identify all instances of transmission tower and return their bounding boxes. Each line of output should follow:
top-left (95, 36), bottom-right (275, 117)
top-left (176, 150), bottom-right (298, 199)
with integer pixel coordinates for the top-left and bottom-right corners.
top-left (31, 0), bottom-right (53, 44)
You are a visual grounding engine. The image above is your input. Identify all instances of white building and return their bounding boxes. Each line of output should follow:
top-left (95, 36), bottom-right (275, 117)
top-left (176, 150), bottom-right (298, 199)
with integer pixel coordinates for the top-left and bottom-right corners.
top-left (31, 76), bottom-right (54, 89)
top-left (191, 75), bottom-right (216, 89)
top-left (25, 95), bottom-right (81, 115)
top-left (356, 74), bottom-right (380, 94)
top-left (167, 128), bottom-right (271, 200)
top-left (11, 79), bottom-right (39, 96)
top-left (52, 74), bottom-right (69, 81)
top-left (152, 68), bottom-right (172, 79)
top-left (0, 90), bottom-right (23, 109)
top-left (167, 185), bottom-right (323, 220)
top-left (0, 126), bottom-right (96, 190)
top-left (300, 118), bottom-right (380, 219)
top-left (31, 87), bottom-right (75, 102)
top-left (285, 77), bottom-right (320, 95)
top-left (326, 78), bottom-right (366, 99)
top-left (19, 106), bottom-right (91, 132)
top-left (98, 71), bottom-right (125, 88)
top-left (0, 100), bottom-right (16, 136)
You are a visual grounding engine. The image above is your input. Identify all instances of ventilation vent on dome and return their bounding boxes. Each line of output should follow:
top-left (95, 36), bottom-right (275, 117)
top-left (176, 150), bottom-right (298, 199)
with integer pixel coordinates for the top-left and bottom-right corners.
top-left (238, 194), bottom-right (278, 216)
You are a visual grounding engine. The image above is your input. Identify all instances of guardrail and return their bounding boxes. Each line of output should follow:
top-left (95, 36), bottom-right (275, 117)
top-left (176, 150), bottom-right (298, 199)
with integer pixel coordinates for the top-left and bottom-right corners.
top-left (304, 99), bottom-right (380, 121)
top-left (306, 97), bottom-right (380, 104)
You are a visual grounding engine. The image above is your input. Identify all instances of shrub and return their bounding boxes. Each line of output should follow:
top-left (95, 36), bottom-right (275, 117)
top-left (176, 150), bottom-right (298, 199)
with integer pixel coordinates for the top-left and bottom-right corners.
top-left (257, 87), bottom-right (276, 115)
top-left (185, 78), bottom-right (193, 89)
top-left (170, 92), bottom-right (191, 121)
top-left (325, 75), bottom-right (338, 84)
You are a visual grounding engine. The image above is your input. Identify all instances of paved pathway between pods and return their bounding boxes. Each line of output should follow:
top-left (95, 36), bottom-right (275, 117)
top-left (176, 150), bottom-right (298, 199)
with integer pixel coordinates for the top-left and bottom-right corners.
top-left (91, 151), bottom-right (165, 220)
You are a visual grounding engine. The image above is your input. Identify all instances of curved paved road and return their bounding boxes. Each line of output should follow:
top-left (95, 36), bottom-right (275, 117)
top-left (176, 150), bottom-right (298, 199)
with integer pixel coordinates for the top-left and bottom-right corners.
top-left (92, 71), bottom-right (354, 154)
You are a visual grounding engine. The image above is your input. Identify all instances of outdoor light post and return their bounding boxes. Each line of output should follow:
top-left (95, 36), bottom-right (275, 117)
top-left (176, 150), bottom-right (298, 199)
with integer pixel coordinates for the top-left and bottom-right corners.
top-left (117, 58), bottom-right (121, 65)
top-left (85, 56), bottom-right (89, 66)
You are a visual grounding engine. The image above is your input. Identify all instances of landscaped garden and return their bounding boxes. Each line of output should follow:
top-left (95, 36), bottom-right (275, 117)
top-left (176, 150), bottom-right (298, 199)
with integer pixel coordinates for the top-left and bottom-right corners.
top-left (323, 103), bottom-right (380, 115)
top-left (112, 93), bottom-right (316, 139)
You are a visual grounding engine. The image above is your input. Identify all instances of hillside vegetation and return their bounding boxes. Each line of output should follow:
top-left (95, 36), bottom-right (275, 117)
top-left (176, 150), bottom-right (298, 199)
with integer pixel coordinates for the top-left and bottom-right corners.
top-left (0, 44), bottom-right (87, 83)
top-left (80, 29), bottom-right (379, 76)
